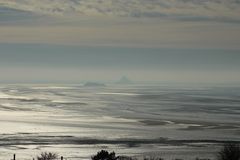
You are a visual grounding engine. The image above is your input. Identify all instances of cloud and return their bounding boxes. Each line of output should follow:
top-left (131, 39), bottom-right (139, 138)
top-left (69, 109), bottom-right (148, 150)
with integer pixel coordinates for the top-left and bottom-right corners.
top-left (0, 0), bottom-right (240, 23)
top-left (0, 0), bottom-right (240, 49)
top-left (0, 6), bottom-right (34, 23)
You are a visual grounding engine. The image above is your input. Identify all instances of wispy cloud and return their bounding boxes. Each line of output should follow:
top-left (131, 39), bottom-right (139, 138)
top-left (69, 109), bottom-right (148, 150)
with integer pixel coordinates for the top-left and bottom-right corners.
top-left (0, 0), bottom-right (240, 49)
top-left (0, 6), bottom-right (44, 25)
top-left (0, 0), bottom-right (240, 23)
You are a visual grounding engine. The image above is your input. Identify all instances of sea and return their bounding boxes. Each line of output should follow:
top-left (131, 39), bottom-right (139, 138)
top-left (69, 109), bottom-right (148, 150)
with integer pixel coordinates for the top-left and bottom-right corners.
top-left (0, 83), bottom-right (239, 160)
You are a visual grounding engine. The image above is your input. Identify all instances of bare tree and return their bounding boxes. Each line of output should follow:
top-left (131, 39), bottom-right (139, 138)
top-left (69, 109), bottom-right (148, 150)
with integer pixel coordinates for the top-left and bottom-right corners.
top-left (217, 143), bottom-right (240, 160)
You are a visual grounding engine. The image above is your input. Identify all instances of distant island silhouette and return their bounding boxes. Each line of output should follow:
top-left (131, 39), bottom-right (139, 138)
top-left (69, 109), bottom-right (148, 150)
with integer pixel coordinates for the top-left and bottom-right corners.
top-left (116, 76), bottom-right (132, 84)
top-left (84, 82), bottom-right (106, 87)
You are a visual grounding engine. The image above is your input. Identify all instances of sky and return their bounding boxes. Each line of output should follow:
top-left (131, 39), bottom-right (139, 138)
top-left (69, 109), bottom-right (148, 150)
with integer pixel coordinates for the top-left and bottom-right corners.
top-left (0, 0), bottom-right (240, 84)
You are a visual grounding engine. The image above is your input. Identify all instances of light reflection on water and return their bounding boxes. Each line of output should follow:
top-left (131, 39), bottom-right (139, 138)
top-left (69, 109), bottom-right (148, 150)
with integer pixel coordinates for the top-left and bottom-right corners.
top-left (0, 84), bottom-right (239, 159)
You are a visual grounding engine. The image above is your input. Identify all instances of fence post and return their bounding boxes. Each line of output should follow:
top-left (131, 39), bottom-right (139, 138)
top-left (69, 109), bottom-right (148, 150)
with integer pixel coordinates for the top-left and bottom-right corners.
top-left (61, 156), bottom-right (63, 160)
top-left (13, 154), bottom-right (16, 160)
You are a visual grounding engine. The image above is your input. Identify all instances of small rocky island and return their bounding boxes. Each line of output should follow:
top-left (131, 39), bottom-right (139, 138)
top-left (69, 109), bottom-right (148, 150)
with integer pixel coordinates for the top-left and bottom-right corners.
top-left (84, 82), bottom-right (106, 87)
top-left (116, 76), bottom-right (132, 84)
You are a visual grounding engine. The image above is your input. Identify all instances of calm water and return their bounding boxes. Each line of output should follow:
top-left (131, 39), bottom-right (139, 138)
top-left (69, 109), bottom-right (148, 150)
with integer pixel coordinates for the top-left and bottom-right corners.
top-left (0, 84), bottom-right (239, 159)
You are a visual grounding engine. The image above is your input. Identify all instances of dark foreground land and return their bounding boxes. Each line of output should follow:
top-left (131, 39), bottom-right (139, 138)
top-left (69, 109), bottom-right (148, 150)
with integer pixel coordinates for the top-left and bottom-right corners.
top-left (5, 143), bottom-right (240, 160)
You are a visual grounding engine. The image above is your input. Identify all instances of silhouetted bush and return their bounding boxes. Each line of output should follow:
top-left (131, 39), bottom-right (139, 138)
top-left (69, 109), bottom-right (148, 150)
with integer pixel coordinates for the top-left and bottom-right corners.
top-left (37, 152), bottom-right (58, 160)
top-left (92, 150), bottom-right (117, 160)
top-left (217, 143), bottom-right (240, 160)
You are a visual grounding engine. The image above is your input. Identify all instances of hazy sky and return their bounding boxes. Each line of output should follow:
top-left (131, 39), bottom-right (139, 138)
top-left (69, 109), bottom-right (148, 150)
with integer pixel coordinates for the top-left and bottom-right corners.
top-left (0, 0), bottom-right (240, 83)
